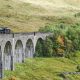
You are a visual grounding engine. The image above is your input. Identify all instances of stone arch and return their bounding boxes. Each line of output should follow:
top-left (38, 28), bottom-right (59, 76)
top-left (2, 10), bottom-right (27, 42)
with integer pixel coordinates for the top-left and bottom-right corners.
top-left (15, 40), bottom-right (23, 63)
top-left (25, 39), bottom-right (34, 58)
top-left (35, 38), bottom-right (45, 57)
top-left (35, 37), bottom-right (45, 48)
top-left (3, 41), bottom-right (12, 70)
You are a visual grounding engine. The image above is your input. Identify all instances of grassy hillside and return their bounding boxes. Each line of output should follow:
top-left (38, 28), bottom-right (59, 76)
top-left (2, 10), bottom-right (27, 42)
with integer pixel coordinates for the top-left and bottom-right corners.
top-left (0, 0), bottom-right (80, 32)
top-left (65, 0), bottom-right (80, 7)
top-left (19, 0), bottom-right (80, 9)
top-left (3, 52), bottom-right (80, 80)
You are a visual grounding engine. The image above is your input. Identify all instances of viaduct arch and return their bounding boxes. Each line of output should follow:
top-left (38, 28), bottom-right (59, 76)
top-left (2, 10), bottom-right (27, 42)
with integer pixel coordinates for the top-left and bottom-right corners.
top-left (25, 39), bottom-right (34, 58)
top-left (15, 40), bottom-right (23, 63)
top-left (4, 41), bottom-right (12, 70)
top-left (0, 32), bottom-right (52, 78)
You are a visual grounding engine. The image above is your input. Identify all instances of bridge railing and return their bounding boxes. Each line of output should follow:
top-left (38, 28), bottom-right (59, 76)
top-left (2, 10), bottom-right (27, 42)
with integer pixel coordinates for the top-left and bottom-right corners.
top-left (0, 32), bottom-right (52, 38)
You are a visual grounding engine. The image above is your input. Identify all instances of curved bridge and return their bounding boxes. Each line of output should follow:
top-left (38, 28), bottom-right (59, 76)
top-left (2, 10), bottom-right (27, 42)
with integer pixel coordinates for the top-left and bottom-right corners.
top-left (0, 32), bottom-right (52, 78)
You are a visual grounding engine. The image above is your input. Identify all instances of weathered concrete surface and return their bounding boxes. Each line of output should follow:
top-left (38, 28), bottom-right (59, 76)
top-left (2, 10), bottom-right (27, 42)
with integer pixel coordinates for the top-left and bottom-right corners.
top-left (0, 32), bottom-right (52, 78)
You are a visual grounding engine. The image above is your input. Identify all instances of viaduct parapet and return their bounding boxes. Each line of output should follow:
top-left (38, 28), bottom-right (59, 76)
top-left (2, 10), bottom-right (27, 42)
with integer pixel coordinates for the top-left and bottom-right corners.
top-left (0, 32), bottom-right (52, 78)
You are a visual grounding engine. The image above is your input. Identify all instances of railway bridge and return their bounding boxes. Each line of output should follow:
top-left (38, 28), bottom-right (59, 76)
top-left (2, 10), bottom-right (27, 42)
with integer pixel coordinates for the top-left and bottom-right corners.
top-left (0, 32), bottom-right (52, 78)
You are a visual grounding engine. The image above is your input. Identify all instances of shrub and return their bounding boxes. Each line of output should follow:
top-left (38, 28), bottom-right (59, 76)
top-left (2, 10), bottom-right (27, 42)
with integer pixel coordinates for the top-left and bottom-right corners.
top-left (74, 12), bottom-right (80, 17)
top-left (77, 65), bottom-right (80, 72)
top-left (9, 76), bottom-right (16, 80)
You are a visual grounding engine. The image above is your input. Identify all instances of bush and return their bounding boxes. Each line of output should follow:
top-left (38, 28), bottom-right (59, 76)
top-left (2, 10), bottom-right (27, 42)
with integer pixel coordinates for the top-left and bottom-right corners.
top-left (9, 76), bottom-right (16, 80)
top-left (77, 65), bottom-right (80, 72)
top-left (74, 12), bottom-right (80, 17)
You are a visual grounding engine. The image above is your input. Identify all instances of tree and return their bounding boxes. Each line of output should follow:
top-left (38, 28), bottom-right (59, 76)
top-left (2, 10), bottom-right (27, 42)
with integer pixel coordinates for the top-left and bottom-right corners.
top-left (44, 37), bottom-right (53, 57)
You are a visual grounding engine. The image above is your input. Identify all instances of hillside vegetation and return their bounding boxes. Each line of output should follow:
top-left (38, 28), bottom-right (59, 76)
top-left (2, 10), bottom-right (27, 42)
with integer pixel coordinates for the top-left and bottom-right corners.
top-left (0, 0), bottom-right (80, 32)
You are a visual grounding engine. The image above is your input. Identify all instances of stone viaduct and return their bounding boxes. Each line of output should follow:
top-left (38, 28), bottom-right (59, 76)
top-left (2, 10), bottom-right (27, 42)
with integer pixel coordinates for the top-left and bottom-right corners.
top-left (0, 32), bottom-right (52, 78)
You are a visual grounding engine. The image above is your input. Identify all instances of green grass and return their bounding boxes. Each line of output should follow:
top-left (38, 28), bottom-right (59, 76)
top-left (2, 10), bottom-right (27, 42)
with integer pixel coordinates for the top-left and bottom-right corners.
top-left (2, 52), bottom-right (80, 80)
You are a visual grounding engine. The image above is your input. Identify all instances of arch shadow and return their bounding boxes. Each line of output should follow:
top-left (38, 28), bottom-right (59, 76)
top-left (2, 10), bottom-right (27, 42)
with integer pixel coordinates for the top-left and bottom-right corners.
top-left (15, 40), bottom-right (23, 63)
top-left (4, 41), bottom-right (12, 70)
top-left (25, 39), bottom-right (34, 58)
top-left (35, 38), bottom-right (44, 57)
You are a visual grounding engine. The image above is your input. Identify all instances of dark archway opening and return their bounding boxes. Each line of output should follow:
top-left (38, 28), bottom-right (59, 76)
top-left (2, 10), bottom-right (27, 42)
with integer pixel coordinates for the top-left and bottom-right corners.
top-left (0, 46), bottom-right (2, 63)
top-left (25, 39), bottom-right (34, 58)
top-left (0, 46), bottom-right (3, 78)
top-left (35, 38), bottom-right (45, 57)
top-left (4, 41), bottom-right (12, 70)
top-left (15, 40), bottom-right (23, 63)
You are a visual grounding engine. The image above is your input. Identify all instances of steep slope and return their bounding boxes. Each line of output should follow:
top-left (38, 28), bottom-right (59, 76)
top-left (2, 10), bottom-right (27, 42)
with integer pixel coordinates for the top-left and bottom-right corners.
top-left (19, 0), bottom-right (80, 10)
top-left (0, 0), bottom-right (49, 32)
top-left (0, 0), bottom-right (80, 32)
